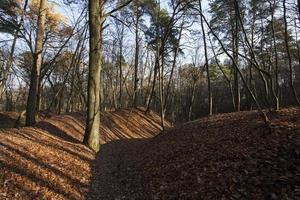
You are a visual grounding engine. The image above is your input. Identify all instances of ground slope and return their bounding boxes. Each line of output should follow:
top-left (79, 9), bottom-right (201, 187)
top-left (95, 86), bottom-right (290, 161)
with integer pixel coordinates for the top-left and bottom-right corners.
top-left (1, 108), bottom-right (299, 199)
top-left (88, 108), bottom-right (300, 199)
top-left (0, 112), bottom-right (21, 128)
top-left (0, 108), bottom-right (168, 199)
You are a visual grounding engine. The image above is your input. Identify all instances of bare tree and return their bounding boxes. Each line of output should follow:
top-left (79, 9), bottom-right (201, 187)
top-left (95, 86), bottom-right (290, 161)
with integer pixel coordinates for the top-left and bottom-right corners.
top-left (84, 0), bottom-right (133, 152)
top-left (283, 0), bottom-right (300, 104)
top-left (199, 0), bottom-right (212, 115)
top-left (26, 0), bottom-right (47, 126)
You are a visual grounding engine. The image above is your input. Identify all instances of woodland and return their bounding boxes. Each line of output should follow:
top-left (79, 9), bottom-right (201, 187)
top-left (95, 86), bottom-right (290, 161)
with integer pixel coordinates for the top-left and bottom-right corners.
top-left (0, 0), bottom-right (300, 199)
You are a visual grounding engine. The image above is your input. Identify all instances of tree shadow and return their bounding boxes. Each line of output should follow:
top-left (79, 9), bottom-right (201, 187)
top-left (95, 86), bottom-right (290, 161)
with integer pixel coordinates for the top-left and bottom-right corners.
top-left (0, 134), bottom-right (93, 199)
top-left (99, 108), bottom-right (168, 144)
top-left (36, 121), bottom-right (82, 144)
top-left (86, 138), bottom-right (152, 200)
top-left (0, 108), bottom-right (165, 199)
top-left (86, 108), bottom-right (167, 199)
top-left (0, 112), bottom-right (20, 128)
top-left (34, 113), bottom-right (86, 144)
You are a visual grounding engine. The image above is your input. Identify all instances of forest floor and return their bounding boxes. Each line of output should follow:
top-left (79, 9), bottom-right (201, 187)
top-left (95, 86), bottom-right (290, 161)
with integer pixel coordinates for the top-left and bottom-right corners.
top-left (0, 112), bottom-right (24, 128)
top-left (0, 107), bottom-right (300, 199)
top-left (0, 108), bottom-right (169, 199)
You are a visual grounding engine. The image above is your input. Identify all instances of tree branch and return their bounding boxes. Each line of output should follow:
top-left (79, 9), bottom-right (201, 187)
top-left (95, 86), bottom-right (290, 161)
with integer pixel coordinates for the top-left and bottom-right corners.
top-left (104, 0), bottom-right (133, 18)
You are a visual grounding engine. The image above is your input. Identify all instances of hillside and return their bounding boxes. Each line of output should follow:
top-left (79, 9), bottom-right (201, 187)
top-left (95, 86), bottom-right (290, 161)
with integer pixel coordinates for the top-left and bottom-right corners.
top-left (1, 108), bottom-right (299, 199)
top-left (0, 112), bottom-right (22, 128)
top-left (0, 108), bottom-right (169, 199)
top-left (88, 108), bottom-right (300, 199)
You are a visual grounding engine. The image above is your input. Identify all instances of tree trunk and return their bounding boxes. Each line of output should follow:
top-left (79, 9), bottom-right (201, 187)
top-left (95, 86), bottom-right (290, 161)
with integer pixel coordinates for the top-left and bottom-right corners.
top-left (84, 0), bottom-right (102, 152)
top-left (1, 36), bottom-right (17, 100)
top-left (283, 0), bottom-right (300, 104)
top-left (298, 0), bottom-right (300, 20)
top-left (146, 53), bottom-right (159, 112)
top-left (188, 82), bottom-right (196, 121)
top-left (233, 13), bottom-right (240, 112)
top-left (133, 8), bottom-right (140, 108)
top-left (295, 20), bottom-right (300, 85)
top-left (144, 55), bottom-right (153, 107)
top-left (199, 0), bottom-right (212, 116)
top-left (248, 4), bottom-right (256, 111)
top-left (271, 0), bottom-right (280, 110)
top-left (199, 9), bottom-right (269, 124)
top-left (208, 35), bottom-right (235, 110)
top-left (159, 55), bottom-right (165, 130)
top-left (118, 25), bottom-right (124, 109)
top-left (26, 0), bottom-right (47, 126)
top-left (163, 24), bottom-right (183, 114)
top-left (0, 0), bottom-right (28, 100)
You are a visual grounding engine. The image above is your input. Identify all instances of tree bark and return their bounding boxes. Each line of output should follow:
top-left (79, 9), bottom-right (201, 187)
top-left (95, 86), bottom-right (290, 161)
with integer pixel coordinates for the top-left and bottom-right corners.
top-left (118, 23), bottom-right (124, 109)
top-left (283, 0), bottom-right (300, 104)
top-left (133, 6), bottom-right (140, 108)
top-left (146, 47), bottom-right (159, 112)
top-left (163, 24), bottom-right (183, 114)
top-left (188, 82), bottom-right (196, 121)
top-left (233, 7), bottom-right (240, 112)
top-left (199, 0), bottom-right (212, 116)
top-left (271, 0), bottom-right (280, 110)
top-left (26, 0), bottom-right (47, 126)
top-left (84, 0), bottom-right (102, 152)
top-left (298, 0), bottom-right (300, 20)
top-left (159, 54), bottom-right (165, 130)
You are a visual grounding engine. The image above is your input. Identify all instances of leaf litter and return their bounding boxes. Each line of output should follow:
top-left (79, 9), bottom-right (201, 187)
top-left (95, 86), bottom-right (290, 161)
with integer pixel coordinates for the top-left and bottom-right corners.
top-left (1, 107), bottom-right (300, 199)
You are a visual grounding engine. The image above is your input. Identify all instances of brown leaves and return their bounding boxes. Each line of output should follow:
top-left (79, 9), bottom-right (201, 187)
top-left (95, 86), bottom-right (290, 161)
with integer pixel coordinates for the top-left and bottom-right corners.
top-left (0, 108), bottom-right (167, 199)
top-left (96, 108), bottom-right (300, 199)
top-left (1, 108), bottom-right (299, 199)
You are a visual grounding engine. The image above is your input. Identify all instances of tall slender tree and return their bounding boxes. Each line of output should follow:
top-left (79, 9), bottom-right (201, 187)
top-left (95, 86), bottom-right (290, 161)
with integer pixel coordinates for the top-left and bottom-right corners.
top-left (270, 0), bottom-right (280, 110)
top-left (26, 0), bottom-right (47, 126)
top-left (84, 0), bottom-right (133, 152)
top-left (84, 0), bottom-right (102, 152)
top-left (209, 0), bottom-right (243, 111)
top-left (199, 0), bottom-right (212, 115)
top-left (0, 0), bottom-right (28, 99)
top-left (283, 0), bottom-right (300, 104)
top-left (298, 0), bottom-right (300, 18)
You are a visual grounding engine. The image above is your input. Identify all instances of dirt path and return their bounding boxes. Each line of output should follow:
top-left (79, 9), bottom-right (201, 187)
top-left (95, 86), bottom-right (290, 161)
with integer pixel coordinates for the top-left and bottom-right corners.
top-left (87, 139), bottom-right (150, 199)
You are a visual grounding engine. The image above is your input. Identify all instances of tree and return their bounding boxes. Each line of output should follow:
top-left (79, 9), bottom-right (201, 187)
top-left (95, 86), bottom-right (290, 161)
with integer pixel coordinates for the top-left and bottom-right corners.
top-left (298, 0), bottom-right (300, 18)
top-left (84, 0), bottom-right (133, 152)
top-left (283, 0), bottom-right (300, 104)
top-left (25, 0), bottom-right (47, 126)
top-left (198, 5), bottom-right (269, 123)
top-left (269, 0), bottom-right (280, 110)
top-left (199, 0), bottom-right (212, 115)
top-left (130, 0), bottom-right (144, 108)
top-left (209, 0), bottom-right (245, 111)
top-left (145, 0), bottom-right (187, 130)
top-left (0, 0), bottom-right (19, 33)
top-left (84, 0), bottom-right (102, 152)
top-left (0, 0), bottom-right (28, 100)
